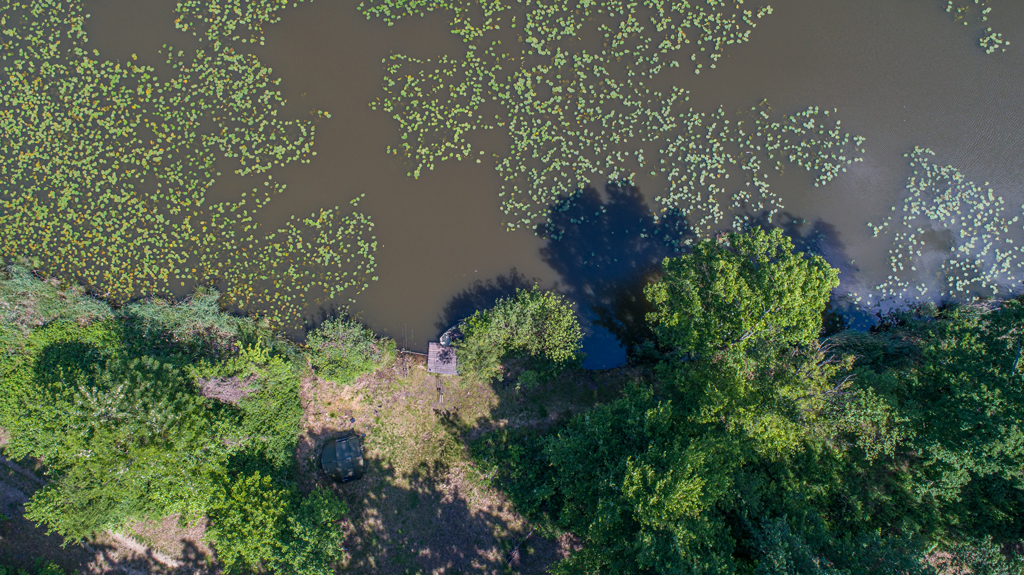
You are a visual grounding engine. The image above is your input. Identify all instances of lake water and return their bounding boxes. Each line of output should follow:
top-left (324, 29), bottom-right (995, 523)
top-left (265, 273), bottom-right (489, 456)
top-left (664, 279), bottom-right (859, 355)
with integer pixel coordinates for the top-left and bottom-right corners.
top-left (82, 0), bottom-right (1024, 367)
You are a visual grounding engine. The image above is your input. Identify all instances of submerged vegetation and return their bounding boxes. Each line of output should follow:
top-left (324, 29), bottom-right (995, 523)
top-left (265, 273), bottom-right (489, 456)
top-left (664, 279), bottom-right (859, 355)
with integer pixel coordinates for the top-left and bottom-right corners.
top-left (365, 0), bottom-right (865, 234)
top-left (0, 0), bottom-right (377, 326)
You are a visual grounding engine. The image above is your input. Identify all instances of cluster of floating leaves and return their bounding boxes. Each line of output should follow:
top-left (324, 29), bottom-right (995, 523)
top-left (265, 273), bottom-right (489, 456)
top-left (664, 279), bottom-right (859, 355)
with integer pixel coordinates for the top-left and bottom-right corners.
top-left (861, 148), bottom-right (1022, 304)
top-left (944, 0), bottom-right (1008, 54)
top-left (653, 101), bottom-right (863, 235)
top-left (365, 0), bottom-right (863, 233)
top-left (0, 0), bottom-right (378, 327)
top-left (175, 0), bottom-right (305, 49)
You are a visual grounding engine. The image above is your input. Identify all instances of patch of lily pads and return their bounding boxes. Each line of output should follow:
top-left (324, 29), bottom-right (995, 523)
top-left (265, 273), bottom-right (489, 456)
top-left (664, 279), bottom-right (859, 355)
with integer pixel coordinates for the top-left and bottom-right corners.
top-left (861, 148), bottom-right (1022, 304)
top-left (364, 0), bottom-right (865, 234)
top-left (0, 0), bottom-right (378, 327)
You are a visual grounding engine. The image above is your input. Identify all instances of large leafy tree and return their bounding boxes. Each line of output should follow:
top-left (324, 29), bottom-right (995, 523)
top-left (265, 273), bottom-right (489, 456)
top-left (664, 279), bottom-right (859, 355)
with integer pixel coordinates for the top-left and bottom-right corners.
top-left (474, 229), bottom-right (1024, 574)
top-left (518, 228), bottom-right (860, 573)
top-left (645, 227), bottom-right (839, 356)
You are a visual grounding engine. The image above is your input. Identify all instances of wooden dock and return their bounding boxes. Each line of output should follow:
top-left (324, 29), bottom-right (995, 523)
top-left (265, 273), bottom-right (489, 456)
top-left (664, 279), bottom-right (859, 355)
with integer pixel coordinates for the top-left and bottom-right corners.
top-left (427, 342), bottom-right (458, 375)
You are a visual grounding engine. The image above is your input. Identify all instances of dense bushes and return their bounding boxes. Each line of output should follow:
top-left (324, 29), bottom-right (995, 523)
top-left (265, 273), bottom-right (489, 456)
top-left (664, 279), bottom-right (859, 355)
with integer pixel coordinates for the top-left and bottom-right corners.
top-left (17, 355), bottom-right (230, 541)
top-left (0, 561), bottom-right (66, 575)
top-left (304, 317), bottom-right (395, 385)
top-left (455, 286), bottom-right (583, 385)
top-left (0, 264), bottom-right (344, 574)
top-left (206, 473), bottom-right (348, 575)
top-left (470, 229), bottom-right (1024, 574)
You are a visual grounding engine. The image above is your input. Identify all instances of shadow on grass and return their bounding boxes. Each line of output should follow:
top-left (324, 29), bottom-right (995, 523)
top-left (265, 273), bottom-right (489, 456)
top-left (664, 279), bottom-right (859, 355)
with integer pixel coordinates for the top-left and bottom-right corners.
top-left (323, 450), bottom-right (563, 574)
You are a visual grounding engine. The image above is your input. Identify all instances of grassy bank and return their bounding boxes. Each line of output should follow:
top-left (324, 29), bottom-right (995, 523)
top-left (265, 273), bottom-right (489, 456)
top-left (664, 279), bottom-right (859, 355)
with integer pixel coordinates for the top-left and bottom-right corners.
top-left (0, 261), bottom-right (606, 574)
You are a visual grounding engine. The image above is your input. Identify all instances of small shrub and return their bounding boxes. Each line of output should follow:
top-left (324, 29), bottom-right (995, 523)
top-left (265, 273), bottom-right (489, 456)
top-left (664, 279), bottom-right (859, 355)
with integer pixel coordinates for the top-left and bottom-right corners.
top-left (517, 369), bottom-right (541, 391)
top-left (455, 286), bottom-right (583, 383)
top-left (0, 561), bottom-right (67, 575)
top-left (305, 318), bottom-right (395, 385)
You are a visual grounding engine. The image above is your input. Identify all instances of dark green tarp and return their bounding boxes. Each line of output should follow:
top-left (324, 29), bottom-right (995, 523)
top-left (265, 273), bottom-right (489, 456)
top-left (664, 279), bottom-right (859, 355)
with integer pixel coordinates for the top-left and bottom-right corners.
top-left (320, 431), bottom-right (366, 482)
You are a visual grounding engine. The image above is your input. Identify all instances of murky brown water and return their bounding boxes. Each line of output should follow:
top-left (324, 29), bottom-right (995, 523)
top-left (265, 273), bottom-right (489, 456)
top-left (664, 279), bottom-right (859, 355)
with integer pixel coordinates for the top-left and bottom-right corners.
top-left (83, 0), bottom-right (1024, 367)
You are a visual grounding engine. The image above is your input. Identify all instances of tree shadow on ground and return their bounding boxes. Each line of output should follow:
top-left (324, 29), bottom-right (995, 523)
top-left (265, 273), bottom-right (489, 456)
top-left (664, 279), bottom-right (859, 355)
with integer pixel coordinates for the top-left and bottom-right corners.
top-left (540, 182), bottom-right (695, 366)
top-left (295, 356), bottom-right (585, 575)
top-left (324, 448), bottom-right (563, 574)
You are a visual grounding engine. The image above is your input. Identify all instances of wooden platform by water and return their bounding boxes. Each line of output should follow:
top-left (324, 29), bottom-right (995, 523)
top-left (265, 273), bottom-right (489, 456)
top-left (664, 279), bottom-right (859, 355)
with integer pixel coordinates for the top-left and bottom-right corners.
top-left (427, 342), bottom-right (458, 375)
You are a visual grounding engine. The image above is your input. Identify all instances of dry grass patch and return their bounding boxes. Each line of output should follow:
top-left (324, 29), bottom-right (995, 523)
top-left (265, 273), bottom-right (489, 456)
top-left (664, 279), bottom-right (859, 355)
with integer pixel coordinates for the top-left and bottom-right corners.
top-left (126, 515), bottom-right (214, 570)
top-left (295, 352), bottom-right (634, 574)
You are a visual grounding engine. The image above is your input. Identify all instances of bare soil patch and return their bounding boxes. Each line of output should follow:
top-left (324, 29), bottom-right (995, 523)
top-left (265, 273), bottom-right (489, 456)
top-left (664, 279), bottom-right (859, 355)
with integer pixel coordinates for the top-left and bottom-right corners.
top-left (197, 375), bottom-right (258, 405)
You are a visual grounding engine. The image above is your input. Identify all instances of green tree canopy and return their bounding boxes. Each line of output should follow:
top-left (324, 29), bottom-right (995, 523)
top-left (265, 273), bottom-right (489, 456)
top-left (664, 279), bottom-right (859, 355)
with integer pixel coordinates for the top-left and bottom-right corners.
top-left (455, 286), bottom-right (583, 384)
top-left (0, 264), bottom-right (346, 571)
top-left (645, 227), bottom-right (839, 356)
top-left (472, 228), bottom-right (1024, 574)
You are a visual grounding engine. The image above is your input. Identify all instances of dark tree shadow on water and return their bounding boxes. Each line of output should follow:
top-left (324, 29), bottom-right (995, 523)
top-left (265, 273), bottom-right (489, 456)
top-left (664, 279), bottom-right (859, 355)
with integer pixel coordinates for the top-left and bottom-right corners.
top-left (540, 183), bottom-right (695, 367)
top-left (434, 269), bottom-right (538, 335)
top-left (435, 183), bottom-right (874, 370)
top-left (745, 212), bottom-right (877, 334)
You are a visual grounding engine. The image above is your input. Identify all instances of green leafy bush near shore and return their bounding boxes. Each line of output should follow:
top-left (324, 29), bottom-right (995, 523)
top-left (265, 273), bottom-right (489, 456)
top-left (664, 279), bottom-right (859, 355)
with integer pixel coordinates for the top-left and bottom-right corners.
top-left (455, 286), bottom-right (583, 385)
top-left (304, 318), bottom-right (396, 385)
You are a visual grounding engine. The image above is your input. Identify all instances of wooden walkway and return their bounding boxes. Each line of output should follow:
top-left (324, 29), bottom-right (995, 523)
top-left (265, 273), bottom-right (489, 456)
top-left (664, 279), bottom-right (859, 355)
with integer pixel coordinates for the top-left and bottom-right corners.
top-left (427, 342), bottom-right (458, 375)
